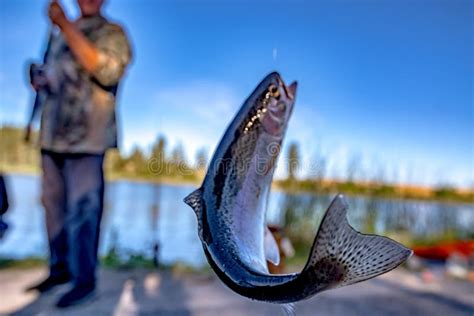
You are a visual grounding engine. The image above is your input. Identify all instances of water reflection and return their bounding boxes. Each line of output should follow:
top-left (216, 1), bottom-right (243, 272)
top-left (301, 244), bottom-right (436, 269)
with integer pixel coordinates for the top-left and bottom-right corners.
top-left (0, 175), bottom-right (473, 268)
top-left (150, 184), bottom-right (160, 266)
top-left (275, 191), bottom-right (474, 248)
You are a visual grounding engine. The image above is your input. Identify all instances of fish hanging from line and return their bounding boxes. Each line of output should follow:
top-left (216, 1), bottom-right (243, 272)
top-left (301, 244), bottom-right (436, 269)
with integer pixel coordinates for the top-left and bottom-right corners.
top-left (184, 72), bottom-right (412, 315)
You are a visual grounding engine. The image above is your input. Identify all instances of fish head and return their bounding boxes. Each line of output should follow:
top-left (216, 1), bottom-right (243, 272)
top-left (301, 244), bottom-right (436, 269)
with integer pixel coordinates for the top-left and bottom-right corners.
top-left (235, 72), bottom-right (297, 176)
top-left (245, 72), bottom-right (297, 138)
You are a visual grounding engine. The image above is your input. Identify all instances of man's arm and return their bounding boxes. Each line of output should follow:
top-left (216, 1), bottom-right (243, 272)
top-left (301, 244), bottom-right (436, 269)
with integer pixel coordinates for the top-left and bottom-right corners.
top-left (48, 1), bottom-right (131, 87)
top-left (48, 1), bottom-right (100, 74)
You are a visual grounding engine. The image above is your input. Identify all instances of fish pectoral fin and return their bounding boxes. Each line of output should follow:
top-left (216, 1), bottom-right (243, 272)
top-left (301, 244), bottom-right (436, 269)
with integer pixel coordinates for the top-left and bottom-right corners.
top-left (281, 303), bottom-right (296, 316)
top-left (183, 188), bottom-right (205, 241)
top-left (303, 194), bottom-right (412, 289)
top-left (264, 226), bottom-right (280, 265)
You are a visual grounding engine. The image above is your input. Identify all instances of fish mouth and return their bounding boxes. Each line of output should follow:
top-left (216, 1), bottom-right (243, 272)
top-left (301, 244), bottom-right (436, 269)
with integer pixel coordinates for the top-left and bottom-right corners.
top-left (272, 75), bottom-right (297, 118)
top-left (241, 72), bottom-right (297, 136)
top-left (278, 76), bottom-right (298, 101)
top-left (286, 81), bottom-right (298, 100)
top-left (262, 74), bottom-right (297, 135)
top-left (264, 72), bottom-right (297, 97)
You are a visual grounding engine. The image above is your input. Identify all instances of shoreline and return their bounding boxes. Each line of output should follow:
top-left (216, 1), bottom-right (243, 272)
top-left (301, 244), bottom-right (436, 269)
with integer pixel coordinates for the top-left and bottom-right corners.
top-left (4, 169), bottom-right (472, 205)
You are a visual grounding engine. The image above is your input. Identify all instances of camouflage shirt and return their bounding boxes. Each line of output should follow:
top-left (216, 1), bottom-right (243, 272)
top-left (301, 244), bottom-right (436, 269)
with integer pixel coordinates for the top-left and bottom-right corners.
top-left (39, 15), bottom-right (131, 154)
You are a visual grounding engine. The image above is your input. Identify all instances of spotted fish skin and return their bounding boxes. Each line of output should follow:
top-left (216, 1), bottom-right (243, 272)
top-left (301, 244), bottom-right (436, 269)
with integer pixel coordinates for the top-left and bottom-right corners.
top-left (184, 72), bottom-right (412, 306)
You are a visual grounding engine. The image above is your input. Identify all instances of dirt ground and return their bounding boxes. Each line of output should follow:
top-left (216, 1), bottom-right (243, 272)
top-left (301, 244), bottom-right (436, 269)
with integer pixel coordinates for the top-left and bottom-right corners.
top-left (0, 267), bottom-right (473, 316)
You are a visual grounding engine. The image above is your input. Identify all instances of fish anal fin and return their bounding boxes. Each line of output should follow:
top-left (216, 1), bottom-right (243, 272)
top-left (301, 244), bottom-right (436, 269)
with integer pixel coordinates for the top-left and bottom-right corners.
top-left (183, 188), bottom-right (205, 242)
top-left (265, 226), bottom-right (280, 266)
top-left (303, 194), bottom-right (412, 289)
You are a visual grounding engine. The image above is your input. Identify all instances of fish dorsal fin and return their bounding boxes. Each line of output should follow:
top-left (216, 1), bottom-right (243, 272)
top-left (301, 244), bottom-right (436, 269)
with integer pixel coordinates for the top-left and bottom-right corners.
top-left (183, 188), bottom-right (205, 241)
top-left (184, 188), bottom-right (202, 215)
top-left (264, 226), bottom-right (280, 265)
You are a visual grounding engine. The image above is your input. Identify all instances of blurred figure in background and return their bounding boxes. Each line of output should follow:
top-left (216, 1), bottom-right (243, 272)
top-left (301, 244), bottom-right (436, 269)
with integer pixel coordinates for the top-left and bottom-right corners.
top-left (0, 174), bottom-right (9, 240)
top-left (26, 0), bottom-right (132, 308)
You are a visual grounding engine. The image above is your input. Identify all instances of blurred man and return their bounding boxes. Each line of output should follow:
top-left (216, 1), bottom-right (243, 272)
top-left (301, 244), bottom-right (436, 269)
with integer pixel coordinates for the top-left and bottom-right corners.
top-left (26, 0), bottom-right (132, 308)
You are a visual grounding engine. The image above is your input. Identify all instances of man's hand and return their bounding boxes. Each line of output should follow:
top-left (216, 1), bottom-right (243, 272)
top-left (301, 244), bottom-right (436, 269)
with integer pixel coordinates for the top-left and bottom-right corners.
top-left (49, 1), bottom-right (102, 75)
top-left (29, 63), bottom-right (49, 91)
top-left (48, 1), bottom-right (69, 29)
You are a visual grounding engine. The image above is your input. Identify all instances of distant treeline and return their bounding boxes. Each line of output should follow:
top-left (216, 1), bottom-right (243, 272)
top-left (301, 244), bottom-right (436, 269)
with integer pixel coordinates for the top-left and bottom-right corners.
top-left (1, 126), bottom-right (472, 203)
top-left (276, 179), bottom-right (473, 204)
top-left (0, 125), bottom-right (202, 182)
top-left (0, 126), bottom-right (39, 172)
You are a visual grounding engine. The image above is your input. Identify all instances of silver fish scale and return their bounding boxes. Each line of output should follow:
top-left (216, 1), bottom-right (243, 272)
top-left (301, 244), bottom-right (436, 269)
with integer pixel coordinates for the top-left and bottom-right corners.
top-left (212, 123), bottom-right (271, 273)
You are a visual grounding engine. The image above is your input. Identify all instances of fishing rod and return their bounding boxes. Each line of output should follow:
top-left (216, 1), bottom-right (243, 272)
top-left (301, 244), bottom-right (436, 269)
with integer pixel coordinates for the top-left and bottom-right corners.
top-left (24, 1), bottom-right (61, 142)
top-left (24, 26), bottom-right (54, 143)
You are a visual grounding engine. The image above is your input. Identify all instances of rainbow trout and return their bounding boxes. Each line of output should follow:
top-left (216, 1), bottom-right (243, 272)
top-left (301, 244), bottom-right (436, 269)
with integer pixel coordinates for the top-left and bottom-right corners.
top-left (184, 72), bottom-right (411, 314)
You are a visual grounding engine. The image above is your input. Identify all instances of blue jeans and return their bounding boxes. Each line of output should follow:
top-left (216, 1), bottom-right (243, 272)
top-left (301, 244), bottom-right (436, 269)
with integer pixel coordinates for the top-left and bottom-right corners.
top-left (41, 150), bottom-right (105, 286)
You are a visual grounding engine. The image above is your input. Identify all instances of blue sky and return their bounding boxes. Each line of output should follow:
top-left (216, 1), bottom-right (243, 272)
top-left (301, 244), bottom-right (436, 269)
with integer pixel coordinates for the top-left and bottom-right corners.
top-left (0, 0), bottom-right (472, 188)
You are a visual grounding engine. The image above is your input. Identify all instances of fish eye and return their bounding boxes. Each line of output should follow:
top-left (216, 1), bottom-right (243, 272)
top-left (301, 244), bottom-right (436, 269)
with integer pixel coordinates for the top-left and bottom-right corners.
top-left (268, 84), bottom-right (280, 99)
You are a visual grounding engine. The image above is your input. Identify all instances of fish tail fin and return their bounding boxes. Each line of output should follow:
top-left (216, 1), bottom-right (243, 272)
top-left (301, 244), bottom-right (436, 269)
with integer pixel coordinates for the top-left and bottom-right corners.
top-left (281, 303), bottom-right (296, 316)
top-left (302, 194), bottom-right (412, 289)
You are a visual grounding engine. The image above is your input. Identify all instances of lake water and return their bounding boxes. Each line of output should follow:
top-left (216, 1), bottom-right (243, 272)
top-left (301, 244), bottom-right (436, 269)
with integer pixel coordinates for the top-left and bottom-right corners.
top-left (0, 174), bottom-right (473, 267)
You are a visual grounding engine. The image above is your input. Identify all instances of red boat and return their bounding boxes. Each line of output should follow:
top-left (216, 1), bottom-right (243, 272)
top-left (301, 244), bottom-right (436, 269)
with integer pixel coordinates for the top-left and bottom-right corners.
top-left (413, 240), bottom-right (474, 260)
